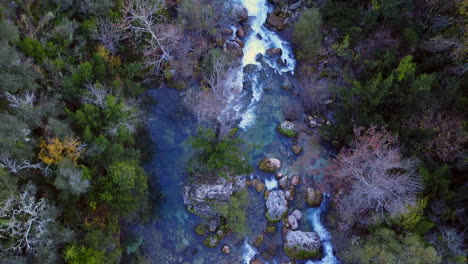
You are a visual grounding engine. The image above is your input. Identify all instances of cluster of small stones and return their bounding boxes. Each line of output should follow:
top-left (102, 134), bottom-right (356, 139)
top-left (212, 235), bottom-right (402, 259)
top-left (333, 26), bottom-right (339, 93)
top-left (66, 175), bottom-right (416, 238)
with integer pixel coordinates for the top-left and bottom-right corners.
top-left (306, 114), bottom-right (332, 129)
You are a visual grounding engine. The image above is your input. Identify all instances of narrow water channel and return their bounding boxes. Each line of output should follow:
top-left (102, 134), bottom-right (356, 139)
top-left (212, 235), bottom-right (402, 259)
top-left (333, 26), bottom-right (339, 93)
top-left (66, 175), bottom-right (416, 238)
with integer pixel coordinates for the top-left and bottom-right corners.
top-left (142, 1), bottom-right (338, 263)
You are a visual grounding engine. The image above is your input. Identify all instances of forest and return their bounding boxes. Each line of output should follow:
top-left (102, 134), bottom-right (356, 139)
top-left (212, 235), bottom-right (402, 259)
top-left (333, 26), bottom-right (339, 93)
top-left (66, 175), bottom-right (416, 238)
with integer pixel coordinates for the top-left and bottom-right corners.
top-left (0, 0), bottom-right (466, 263)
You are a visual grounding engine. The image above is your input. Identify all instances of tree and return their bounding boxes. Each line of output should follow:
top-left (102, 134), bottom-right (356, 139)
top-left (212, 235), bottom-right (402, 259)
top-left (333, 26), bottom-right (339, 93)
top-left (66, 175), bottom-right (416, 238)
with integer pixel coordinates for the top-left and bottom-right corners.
top-left (54, 158), bottom-right (90, 196)
top-left (96, 18), bottom-right (122, 55)
top-left (38, 137), bottom-right (85, 165)
top-left (408, 109), bottom-right (465, 162)
top-left (178, 0), bottom-right (241, 36)
top-left (189, 128), bottom-right (253, 180)
top-left (123, 0), bottom-right (183, 76)
top-left (98, 161), bottom-right (148, 215)
top-left (299, 66), bottom-right (330, 114)
top-left (427, 226), bottom-right (466, 264)
top-left (326, 126), bottom-right (422, 225)
top-left (292, 8), bottom-right (322, 61)
top-left (182, 49), bottom-right (240, 137)
top-left (0, 184), bottom-right (57, 255)
top-left (0, 113), bottom-right (34, 160)
top-left (343, 228), bottom-right (441, 264)
top-left (216, 188), bottom-right (249, 238)
top-left (64, 244), bottom-right (105, 264)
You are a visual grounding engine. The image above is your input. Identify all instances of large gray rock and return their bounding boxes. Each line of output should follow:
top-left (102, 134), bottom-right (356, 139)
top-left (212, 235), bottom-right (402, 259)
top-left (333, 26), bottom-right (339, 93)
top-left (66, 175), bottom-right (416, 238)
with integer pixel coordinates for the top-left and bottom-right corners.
top-left (265, 190), bottom-right (287, 222)
top-left (292, 209), bottom-right (302, 221)
top-left (288, 214), bottom-right (298, 230)
top-left (183, 176), bottom-right (246, 219)
top-left (284, 231), bottom-right (321, 259)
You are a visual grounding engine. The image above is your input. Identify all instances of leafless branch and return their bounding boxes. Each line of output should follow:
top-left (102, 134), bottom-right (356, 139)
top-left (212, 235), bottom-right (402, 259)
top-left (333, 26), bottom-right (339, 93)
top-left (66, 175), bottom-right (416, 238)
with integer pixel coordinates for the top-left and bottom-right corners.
top-left (96, 18), bottom-right (122, 55)
top-left (0, 184), bottom-right (54, 255)
top-left (0, 155), bottom-right (48, 175)
top-left (4, 92), bottom-right (36, 110)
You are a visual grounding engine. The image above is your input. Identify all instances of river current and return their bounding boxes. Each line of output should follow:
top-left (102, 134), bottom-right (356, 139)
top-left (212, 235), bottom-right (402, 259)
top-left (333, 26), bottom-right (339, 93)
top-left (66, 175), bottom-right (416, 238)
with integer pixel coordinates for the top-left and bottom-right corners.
top-left (140, 0), bottom-right (338, 263)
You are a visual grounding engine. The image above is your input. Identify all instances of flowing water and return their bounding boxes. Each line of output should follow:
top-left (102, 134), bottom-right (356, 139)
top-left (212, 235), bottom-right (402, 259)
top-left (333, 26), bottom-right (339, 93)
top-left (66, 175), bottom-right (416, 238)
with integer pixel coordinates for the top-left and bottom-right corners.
top-left (141, 0), bottom-right (338, 263)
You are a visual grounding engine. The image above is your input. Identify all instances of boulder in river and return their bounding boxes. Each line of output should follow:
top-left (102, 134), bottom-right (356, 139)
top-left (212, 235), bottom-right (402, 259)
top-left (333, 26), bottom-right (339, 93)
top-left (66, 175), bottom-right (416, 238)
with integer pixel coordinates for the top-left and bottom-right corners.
top-left (288, 214), bottom-right (298, 230)
top-left (266, 47), bottom-right (282, 57)
top-left (252, 178), bottom-right (265, 192)
top-left (194, 224), bottom-right (207, 236)
top-left (291, 175), bottom-right (301, 186)
top-left (265, 190), bottom-right (287, 222)
top-left (183, 176), bottom-right (245, 219)
top-left (266, 13), bottom-right (285, 31)
top-left (222, 245), bottom-right (230, 254)
top-left (203, 234), bottom-right (219, 248)
top-left (291, 145), bottom-right (302, 155)
top-left (258, 157), bottom-right (281, 172)
top-left (236, 27), bottom-right (246, 38)
top-left (292, 209), bottom-right (302, 221)
top-left (219, 28), bottom-right (233, 35)
top-left (279, 175), bottom-right (288, 190)
top-left (236, 7), bottom-right (248, 23)
top-left (306, 187), bottom-right (323, 207)
top-left (277, 121), bottom-right (298, 137)
top-left (284, 231), bottom-right (321, 259)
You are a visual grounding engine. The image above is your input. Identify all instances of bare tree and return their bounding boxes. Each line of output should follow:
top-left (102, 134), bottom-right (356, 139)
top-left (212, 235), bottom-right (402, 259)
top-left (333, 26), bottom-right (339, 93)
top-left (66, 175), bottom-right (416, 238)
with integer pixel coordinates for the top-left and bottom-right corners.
top-left (427, 226), bottom-right (467, 263)
top-left (0, 155), bottom-right (48, 175)
top-left (408, 109), bottom-right (465, 162)
top-left (183, 53), bottom-right (240, 137)
top-left (299, 67), bottom-right (330, 114)
top-left (326, 126), bottom-right (422, 225)
top-left (81, 83), bottom-right (111, 107)
top-left (96, 18), bottom-right (122, 55)
top-left (4, 92), bottom-right (36, 110)
top-left (123, 0), bottom-right (182, 76)
top-left (0, 184), bottom-right (55, 255)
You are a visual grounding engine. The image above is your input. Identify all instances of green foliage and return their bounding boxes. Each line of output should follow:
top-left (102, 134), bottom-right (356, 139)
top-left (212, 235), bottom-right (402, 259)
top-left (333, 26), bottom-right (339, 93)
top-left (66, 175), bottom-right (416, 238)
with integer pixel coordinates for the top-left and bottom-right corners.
top-left (216, 189), bottom-right (249, 238)
top-left (98, 160), bottom-right (148, 215)
top-left (189, 127), bottom-right (253, 179)
top-left (344, 228), bottom-right (441, 264)
top-left (17, 37), bottom-right (47, 62)
top-left (419, 165), bottom-right (456, 201)
top-left (395, 55), bottom-right (415, 81)
top-left (64, 244), bottom-right (105, 264)
top-left (391, 197), bottom-right (431, 232)
top-left (0, 113), bottom-right (34, 160)
top-left (0, 168), bottom-right (17, 200)
top-left (292, 8), bottom-right (322, 61)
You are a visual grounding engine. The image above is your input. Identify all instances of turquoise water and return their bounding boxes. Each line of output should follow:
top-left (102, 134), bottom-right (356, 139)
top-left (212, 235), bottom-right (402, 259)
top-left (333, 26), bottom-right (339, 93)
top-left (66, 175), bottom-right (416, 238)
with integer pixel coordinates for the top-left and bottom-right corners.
top-left (140, 69), bottom-right (335, 263)
top-left (140, 0), bottom-right (337, 262)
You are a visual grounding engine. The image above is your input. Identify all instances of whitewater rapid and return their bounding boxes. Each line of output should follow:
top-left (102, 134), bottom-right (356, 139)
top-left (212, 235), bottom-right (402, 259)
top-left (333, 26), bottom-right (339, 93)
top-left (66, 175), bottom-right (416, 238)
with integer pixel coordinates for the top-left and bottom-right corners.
top-left (228, 0), bottom-right (296, 130)
top-left (233, 1), bottom-right (338, 263)
top-left (305, 194), bottom-right (339, 264)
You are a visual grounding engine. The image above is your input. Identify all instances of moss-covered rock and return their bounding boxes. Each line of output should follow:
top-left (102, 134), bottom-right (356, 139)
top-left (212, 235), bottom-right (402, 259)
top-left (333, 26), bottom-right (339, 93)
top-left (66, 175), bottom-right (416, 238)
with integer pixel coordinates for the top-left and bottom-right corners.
top-left (306, 187), bottom-right (323, 207)
top-left (203, 234), bottom-right (219, 248)
top-left (277, 121), bottom-right (298, 137)
top-left (258, 158), bottom-right (281, 173)
top-left (254, 233), bottom-right (264, 247)
top-left (284, 231), bottom-right (321, 260)
top-left (266, 225), bottom-right (277, 233)
top-left (194, 224), bottom-right (207, 236)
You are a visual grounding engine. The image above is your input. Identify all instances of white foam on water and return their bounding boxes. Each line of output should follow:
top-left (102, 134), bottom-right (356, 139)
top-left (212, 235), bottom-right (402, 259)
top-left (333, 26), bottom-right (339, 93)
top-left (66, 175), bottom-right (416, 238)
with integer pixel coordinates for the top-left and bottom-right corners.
top-left (305, 194), bottom-right (339, 264)
top-left (264, 177), bottom-right (278, 190)
top-left (242, 239), bottom-right (257, 264)
top-left (224, 0), bottom-right (297, 130)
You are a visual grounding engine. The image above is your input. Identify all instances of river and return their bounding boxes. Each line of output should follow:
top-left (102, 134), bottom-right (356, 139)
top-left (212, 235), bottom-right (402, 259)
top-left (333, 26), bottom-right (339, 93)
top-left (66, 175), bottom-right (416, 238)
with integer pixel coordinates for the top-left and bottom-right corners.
top-left (140, 0), bottom-right (338, 263)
